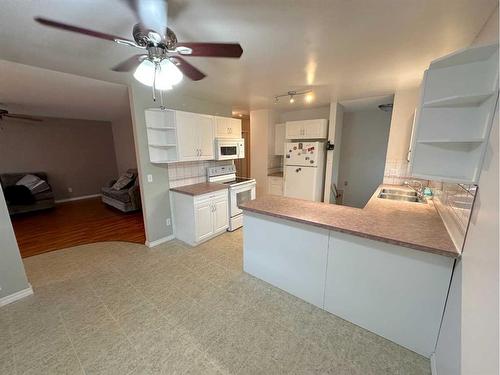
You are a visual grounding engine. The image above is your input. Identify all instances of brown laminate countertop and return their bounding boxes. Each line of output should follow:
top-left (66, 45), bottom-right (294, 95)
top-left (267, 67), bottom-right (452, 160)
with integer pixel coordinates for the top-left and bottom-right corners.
top-left (268, 171), bottom-right (284, 177)
top-left (240, 185), bottom-right (459, 258)
top-left (170, 182), bottom-right (228, 196)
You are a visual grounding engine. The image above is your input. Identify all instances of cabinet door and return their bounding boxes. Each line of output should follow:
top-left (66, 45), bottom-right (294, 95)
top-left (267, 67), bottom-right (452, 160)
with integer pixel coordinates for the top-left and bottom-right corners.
top-left (304, 119), bottom-right (328, 139)
top-left (176, 111), bottom-right (200, 161)
top-left (215, 116), bottom-right (231, 138)
top-left (285, 121), bottom-right (304, 139)
top-left (194, 201), bottom-right (214, 242)
top-left (268, 177), bottom-right (283, 196)
top-left (212, 197), bottom-right (229, 233)
top-left (228, 118), bottom-right (242, 138)
top-left (275, 123), bottom-right (286, 155)
top-left (198, 115), bottom-right (215, 160)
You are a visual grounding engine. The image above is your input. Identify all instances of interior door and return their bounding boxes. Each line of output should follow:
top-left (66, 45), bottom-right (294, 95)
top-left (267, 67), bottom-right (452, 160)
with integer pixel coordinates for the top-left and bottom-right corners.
top-left (195, 201), bottom-right (213, 242)
top-left (176, 111), bottom-right (199, 161)
top-left (198, 115), bottom-right (215, 160)
top-left (212, 198), bottom-right (229, 233)
top-left (284, 166), bottom-right (318, 201)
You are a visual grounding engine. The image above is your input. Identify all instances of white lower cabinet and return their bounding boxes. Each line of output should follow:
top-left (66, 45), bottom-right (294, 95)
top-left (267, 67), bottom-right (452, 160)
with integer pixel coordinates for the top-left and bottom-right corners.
top-left (243, 212), bottom-right (455, 358)
top-left (267, 176), bottom-right (283, 196)
top-left (172, 190), bottom-right (229, 246)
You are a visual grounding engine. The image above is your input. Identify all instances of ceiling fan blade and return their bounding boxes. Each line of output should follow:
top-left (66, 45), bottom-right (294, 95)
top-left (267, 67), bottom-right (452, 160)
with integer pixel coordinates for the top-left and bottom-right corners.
top-left (34, 17), bottom-right (137, 45)
top-left (170, 56), bottom-right (206, 81)
top-left (123, 0), bottom-right (168, 38)
top-left (5, 114), bottom-right (43, 122)
top-left (112, 54), bottom-right (147, 72)
top-left (175, 43), bottom-right (243, 58)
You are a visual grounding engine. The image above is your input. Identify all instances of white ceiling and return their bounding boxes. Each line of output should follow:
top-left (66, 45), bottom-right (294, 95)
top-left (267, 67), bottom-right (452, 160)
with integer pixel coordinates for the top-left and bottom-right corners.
top-left (0, 0), bottom-right (496, 116)
top-left (340, 95), bottom-right (395, 113)
top-left (0, 60), bottom-right (129, 122)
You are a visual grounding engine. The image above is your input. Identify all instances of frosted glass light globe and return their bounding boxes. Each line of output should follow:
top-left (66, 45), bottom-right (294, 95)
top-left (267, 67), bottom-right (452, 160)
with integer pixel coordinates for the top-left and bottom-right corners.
top-left (133, 59), bottom-right (181, 91)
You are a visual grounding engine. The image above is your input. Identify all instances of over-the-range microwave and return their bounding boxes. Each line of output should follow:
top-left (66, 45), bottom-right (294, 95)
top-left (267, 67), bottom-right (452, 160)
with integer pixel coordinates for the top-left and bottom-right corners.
top-left (214, 138), bottom-right (245, 160)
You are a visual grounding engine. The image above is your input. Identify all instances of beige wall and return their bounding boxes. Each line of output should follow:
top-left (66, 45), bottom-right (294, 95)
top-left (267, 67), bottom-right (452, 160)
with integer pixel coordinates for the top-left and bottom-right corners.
top-left (278, 105), bottom-right (330, 122)
top-left (0, 189), bottom-right (30, 301)
top-left (0, 117), bottom-right (118, 200)
top-left (250, 109), bottom-right (277, 197)
top-left (111, 112), bottom-right (137, 174)
top-left (385, 87), bottom-right (420, 162)
top-left (128, 81), bottom-right (231, 245)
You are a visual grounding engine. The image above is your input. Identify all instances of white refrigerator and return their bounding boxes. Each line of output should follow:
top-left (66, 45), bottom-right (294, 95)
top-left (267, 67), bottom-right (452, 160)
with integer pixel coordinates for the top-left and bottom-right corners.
top-left (283, 141), bottom-right (326, 202)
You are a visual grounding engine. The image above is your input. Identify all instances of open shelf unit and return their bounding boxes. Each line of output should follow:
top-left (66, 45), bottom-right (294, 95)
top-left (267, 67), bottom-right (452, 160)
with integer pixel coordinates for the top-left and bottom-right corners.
top-left (409, 43), bottom-right (499, 184)
top-left (145, 108), bottom-right (179, 163)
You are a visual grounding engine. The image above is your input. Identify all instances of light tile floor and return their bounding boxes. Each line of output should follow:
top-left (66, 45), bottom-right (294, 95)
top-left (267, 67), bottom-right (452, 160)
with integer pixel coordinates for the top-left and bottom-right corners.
top-left (0, 230), bottom-right (431, 374)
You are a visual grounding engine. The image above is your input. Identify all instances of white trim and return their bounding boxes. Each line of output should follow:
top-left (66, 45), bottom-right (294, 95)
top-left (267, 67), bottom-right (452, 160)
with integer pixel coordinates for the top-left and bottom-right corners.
top-left (145, 234), bottom-right (175, 248)
top-left (430, 353), bottom-right (438, 375)
top-left (55, 194), bottom-right (101, 203)
top-left (0, 285), bottom-right (33, 307)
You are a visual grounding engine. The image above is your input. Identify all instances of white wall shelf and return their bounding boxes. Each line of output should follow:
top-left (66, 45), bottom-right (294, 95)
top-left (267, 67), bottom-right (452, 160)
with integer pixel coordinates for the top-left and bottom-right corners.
top-left (423, 92), bottom-right (495, 108)
top-left (409, 43), bottom-right (499, 184)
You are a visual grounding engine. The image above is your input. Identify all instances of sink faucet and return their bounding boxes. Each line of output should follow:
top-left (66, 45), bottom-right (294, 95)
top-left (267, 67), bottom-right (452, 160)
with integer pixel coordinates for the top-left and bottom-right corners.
top-left (404, 180), bottom-right (424, 199)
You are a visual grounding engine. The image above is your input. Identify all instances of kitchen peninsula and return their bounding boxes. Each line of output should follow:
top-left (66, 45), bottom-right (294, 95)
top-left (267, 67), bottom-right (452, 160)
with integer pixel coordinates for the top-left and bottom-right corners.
top-left (240, 185), bottom-right (458, 357)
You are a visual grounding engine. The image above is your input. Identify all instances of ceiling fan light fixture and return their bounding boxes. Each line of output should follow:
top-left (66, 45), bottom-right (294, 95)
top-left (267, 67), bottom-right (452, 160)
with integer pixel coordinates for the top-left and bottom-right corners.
top-left (133, 59), bottom-right (155, 86)
top-left (158, 59), bottom-right (183, 86)
top-left (133, 59), bottom-right (182, 91)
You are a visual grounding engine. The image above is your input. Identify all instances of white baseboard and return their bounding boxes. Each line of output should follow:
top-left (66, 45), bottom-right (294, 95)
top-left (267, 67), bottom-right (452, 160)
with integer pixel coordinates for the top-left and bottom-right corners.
top-left (0, 285), bottom-right (33, 307)
top-left (430, 353), bottom-right (437, 375)
top-left (55, 194), bottom-right (101, 203)
top-left (145, 234), bottom-right (175, 248)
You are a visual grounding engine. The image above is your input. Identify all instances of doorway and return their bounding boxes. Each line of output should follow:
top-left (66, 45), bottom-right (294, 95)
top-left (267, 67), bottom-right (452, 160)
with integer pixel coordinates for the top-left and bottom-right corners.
top-left (234, 115), bottom-right (251, 178)
top-left (337, 98), bottom-right (393, 208)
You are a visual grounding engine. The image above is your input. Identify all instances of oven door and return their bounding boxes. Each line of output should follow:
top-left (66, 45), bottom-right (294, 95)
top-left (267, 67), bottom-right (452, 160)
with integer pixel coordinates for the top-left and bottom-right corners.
top-left (230, 183), bottom-right (256, 217)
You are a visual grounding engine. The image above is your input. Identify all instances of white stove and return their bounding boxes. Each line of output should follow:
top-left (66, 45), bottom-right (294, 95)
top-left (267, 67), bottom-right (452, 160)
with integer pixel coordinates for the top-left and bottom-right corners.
top-left (207, 165), bottom-right (256, 231)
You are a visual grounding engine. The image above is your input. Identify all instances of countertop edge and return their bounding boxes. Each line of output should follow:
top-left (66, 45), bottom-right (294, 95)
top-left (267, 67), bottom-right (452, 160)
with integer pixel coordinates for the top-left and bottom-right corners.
top-left (241, 206), bottom-right (460, 258)
top-left (170, 183), bottom-right (228, 196)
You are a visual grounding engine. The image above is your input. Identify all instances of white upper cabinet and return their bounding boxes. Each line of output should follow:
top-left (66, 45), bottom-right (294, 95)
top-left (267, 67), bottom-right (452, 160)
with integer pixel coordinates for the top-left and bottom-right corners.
top-left (176, 111), bottom-right (215, 161)
top-left (285, 119), bottom-right (328, 140)
top-left (409, 43), bottom-right (499, 184)
top-left (145, 108), bottom-right (215, 163)
top-left (215, 116), bottom-right (242, 138)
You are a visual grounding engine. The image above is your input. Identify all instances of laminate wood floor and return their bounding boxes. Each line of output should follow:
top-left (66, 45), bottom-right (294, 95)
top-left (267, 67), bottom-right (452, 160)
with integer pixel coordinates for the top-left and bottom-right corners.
top-left (11, 197), bottom-right (145, 258)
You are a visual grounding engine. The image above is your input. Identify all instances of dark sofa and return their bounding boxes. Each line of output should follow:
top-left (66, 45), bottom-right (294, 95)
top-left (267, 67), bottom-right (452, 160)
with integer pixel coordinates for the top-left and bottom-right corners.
top-left (0, 172), bottom-right (56, 215)
top-left (101, 169), bottom-right (141, 212)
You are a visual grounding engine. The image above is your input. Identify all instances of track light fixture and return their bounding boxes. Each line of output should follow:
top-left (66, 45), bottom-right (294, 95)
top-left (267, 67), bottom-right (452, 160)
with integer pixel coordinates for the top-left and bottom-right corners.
top-left (274, 90), bottom-right (313, 104)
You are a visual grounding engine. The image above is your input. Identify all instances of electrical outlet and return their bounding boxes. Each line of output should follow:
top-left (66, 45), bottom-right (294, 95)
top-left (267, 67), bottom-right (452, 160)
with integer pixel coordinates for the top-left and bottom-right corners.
top-left (166, 218), bottom-right (171, 226)
top-left (68, 187), bottom-right (73, 193)
top-left (147, 174), bottom-right (153, 183)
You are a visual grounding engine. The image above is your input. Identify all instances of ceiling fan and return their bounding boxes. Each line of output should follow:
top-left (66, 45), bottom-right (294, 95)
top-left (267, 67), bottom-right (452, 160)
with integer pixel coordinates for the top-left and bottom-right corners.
top-left (0, 108), bottom-right (43, 122)
top-left (34, 0), bottom-right (243, 102)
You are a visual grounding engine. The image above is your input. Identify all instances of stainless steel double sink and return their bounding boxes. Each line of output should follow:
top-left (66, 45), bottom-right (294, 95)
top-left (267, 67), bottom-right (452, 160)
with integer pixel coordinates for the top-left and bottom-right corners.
top-left (377, 188), bottom-right (426, 203)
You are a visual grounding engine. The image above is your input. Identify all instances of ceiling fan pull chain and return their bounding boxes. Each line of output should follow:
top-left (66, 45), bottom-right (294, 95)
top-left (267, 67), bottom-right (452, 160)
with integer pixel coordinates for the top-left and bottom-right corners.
top-left (152, 62), bottom-right (159, 102)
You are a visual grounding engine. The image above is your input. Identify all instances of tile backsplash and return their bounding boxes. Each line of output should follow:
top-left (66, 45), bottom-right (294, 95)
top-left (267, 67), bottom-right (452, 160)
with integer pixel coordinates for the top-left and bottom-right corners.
top-left (383, 159), bottom-right (411, 185)
top-left (383, 158), bottom-right (476, 251)
top-left (168, 160), bottom-right (233, 188)
top-left (431, 183), bottom-right (476, 250)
